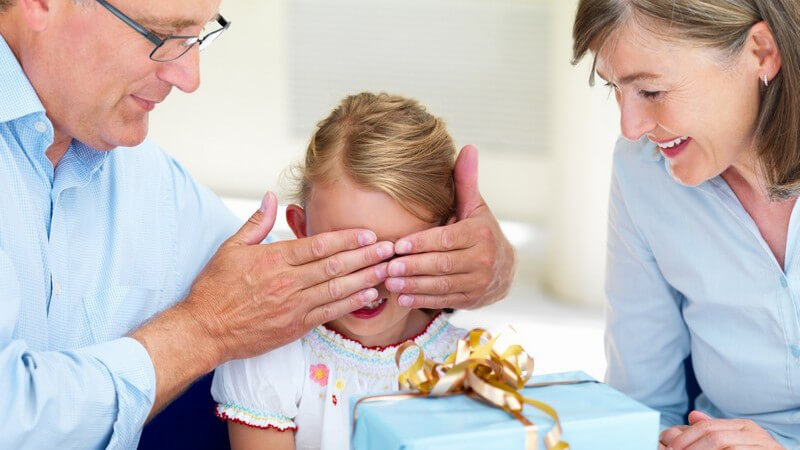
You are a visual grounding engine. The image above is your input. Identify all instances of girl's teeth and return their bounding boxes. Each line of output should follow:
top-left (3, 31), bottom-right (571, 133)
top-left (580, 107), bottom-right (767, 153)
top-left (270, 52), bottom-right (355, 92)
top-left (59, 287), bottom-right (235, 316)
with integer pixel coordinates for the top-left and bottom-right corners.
top-left (365, 298), bottom-right (387, 310)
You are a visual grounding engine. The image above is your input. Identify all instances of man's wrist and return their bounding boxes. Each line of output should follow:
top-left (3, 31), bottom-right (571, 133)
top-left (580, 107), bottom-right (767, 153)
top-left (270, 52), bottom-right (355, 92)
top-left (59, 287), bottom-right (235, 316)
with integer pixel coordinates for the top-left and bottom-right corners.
top-left (130, 297), bottom-right (225, 379)
top-left (172, 297), bottom-right (229, 369)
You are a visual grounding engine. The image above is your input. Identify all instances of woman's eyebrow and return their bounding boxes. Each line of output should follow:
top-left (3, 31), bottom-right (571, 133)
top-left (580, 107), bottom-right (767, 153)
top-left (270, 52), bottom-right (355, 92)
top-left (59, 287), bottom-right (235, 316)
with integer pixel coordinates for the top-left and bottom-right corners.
top-left (596, 69), bottom-right (661, 85)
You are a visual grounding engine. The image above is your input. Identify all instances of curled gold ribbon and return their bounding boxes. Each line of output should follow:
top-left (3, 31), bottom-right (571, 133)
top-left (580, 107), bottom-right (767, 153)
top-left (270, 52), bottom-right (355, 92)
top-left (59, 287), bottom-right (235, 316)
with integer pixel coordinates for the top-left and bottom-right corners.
top-left (352, 329), bottom-right (570, 450)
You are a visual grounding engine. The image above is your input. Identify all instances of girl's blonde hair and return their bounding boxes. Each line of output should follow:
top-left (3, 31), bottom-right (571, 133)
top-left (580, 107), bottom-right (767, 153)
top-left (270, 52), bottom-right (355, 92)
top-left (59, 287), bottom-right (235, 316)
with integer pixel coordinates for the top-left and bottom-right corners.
top-left (572, 0), bottom-right (800, 200)
top-left (292, 92), bottom-right (456, 224)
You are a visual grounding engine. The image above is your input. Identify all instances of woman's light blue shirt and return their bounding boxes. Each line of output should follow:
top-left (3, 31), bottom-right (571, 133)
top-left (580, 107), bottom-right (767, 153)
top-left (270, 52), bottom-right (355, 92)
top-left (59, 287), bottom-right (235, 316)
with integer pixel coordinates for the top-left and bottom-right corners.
top-left (606, 137), bottom-right (800, 448)
top-left (0, 35), bottom-right (239, 448)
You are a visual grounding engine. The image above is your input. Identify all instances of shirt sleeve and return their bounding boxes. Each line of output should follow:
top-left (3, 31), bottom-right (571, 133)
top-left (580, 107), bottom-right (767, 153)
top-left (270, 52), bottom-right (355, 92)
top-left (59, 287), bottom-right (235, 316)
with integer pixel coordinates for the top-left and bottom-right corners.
top-left (0, 251), bottom-right (156, 450)
top-left (604, 145), bottom-right (691, 428)
top-left (211, 340), bottom-right (305, 432)
top-left (163, 153), bottom-right (241, 299)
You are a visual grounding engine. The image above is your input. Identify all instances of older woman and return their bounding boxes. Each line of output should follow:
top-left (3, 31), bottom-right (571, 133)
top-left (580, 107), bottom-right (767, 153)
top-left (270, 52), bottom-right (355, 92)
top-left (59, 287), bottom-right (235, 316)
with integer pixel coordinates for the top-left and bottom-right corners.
top-left (572, 1), bottom-right (799, 449)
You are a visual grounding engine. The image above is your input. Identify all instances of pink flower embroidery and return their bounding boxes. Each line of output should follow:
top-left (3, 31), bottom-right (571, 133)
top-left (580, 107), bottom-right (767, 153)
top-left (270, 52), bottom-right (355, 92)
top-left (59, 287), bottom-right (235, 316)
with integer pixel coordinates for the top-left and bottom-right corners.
top-left (309, 363), bottom-right (329, 386)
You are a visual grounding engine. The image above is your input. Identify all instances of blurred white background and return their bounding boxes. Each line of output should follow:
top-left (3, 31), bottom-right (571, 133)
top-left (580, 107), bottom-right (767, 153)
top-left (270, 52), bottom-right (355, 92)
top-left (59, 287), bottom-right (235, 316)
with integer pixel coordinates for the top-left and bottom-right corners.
top-left (149, 0), bottom-right (620, 379)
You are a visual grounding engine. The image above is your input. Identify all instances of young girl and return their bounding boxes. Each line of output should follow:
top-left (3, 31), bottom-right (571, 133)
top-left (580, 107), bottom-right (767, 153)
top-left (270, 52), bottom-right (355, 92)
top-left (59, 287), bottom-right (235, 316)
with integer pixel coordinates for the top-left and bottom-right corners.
top-left (211, 93), bottom-right (467, 450)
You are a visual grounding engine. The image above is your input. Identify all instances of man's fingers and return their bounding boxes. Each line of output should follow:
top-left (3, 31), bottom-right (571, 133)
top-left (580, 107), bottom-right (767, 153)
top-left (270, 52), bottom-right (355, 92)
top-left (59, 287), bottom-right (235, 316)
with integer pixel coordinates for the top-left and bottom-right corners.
top-left (385, 273), bottom-right (482, 296)
top-left (299, 241), bottom-right (395, 287)
top-left (668, 420), bottom-right (747, 450)
top-left (303, 289), bottom-right (379, 327)
top-left (282, 228), bottom-right (378, 265)
top-left (225, 192), bottom-right (278, 247)
top-left (301, 263), bottom-right (390, 309)
top-left (387, 249), bottom-right (472, 277)
top-left (396, 292), bottom-right (474, 310)
top-left (395, 221), bottom-right (475, 255)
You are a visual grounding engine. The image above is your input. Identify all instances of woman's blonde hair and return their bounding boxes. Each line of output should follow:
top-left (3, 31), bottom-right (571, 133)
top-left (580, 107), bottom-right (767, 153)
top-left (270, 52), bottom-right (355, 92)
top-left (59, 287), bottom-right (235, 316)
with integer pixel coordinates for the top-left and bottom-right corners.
top-left (572, 0), bottom-right (800, 199)
top-left (291, 92), bottom-right (456, 223)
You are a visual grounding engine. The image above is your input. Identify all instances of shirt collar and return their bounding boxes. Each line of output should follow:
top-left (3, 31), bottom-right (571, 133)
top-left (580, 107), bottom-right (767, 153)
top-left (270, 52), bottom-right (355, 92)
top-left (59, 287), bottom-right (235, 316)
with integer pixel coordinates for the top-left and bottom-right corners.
top-left (0, 32), bottom-right (45, 124)
top-left (0, 32), bottom-right (108, 179)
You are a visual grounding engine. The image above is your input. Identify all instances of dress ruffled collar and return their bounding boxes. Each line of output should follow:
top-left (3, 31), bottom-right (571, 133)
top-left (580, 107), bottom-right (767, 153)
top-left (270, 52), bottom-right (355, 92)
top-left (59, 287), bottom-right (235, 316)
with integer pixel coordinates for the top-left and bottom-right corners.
top-left (306, 312), bottom-right (458, 368)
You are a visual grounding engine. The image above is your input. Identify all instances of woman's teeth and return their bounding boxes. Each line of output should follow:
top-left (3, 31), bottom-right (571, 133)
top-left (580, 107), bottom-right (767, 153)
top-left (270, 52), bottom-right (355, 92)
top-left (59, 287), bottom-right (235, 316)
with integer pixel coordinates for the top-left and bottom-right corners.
top-left (656, 136), bottom-right (689, 149)
top-left (364, 298), bottom-right (387, 310)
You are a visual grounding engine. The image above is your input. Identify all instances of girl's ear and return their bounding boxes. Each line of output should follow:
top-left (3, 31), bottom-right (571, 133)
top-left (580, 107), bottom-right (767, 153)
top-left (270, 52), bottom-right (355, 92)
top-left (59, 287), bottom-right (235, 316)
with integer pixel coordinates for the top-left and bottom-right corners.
top-left (286, 204), bottom-right (308, 239)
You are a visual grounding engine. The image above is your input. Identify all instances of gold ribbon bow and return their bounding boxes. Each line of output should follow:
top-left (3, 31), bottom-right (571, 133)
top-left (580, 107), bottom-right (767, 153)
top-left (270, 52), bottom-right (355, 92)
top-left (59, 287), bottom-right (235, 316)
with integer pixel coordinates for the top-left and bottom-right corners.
top-left (352, 329), bottom-right (570, 450)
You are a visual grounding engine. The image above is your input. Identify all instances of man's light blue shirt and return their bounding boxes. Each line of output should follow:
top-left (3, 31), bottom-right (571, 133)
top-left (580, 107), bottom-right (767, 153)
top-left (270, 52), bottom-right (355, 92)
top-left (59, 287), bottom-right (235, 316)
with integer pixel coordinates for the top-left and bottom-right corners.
top-left (0, 35), bottom-right (239, 448)
top-left (606, 137), bottom-right (800, 448)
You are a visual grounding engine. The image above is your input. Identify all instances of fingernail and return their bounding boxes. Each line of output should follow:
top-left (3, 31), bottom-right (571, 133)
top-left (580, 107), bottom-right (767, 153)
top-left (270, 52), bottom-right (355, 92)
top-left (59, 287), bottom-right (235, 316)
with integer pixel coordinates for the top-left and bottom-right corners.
top-left (361, 288), bottom-right (378, 302)
top-left (376, 242), bottom-right (394, 259)
top-left (374, 263), bottom-right (388, 279)
top-left (395, 239), bottom-right (411, 254)
top-left (388, 261), bottom-right (405, 277)
top-left (386, 278), bottom-right (404, 292)
top-left (398, 294), bottom-right (413, 307)
top-left (358, 231), bottom-right (377, 246)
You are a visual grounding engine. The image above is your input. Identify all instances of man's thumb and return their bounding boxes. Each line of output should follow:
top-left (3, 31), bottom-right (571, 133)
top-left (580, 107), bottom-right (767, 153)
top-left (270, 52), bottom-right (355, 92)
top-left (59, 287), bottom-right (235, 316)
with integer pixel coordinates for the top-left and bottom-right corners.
top-left (228, 192), bottom-right (277, 246)
top-left (454, 145), bottom-right (483, 220)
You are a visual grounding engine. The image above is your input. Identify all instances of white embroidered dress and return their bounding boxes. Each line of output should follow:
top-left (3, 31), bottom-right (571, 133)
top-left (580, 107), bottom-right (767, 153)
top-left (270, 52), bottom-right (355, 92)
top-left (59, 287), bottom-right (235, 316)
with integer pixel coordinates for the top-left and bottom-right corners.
top-left (211, 313), bottom-right (464, 450)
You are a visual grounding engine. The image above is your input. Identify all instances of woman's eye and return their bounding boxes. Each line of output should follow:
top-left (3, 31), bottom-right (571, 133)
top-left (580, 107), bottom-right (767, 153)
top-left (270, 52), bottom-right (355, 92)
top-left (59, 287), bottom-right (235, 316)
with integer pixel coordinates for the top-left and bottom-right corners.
top-left (604, 81), bottom-right (618, 91)
top-left (640, 90), bottom-right (663, 99)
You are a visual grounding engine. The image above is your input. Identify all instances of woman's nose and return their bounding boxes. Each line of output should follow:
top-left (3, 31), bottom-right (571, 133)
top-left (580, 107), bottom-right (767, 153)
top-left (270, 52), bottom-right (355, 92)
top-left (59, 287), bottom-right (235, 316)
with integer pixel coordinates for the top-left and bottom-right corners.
top-left (618, 95), bottom-right (656, 141)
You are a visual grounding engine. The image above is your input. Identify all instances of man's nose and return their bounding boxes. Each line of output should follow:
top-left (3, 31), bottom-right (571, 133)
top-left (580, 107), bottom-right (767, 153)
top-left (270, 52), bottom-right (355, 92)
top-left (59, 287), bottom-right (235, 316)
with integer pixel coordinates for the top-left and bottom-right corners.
top-left (156, 45), bottom-right (201, 93)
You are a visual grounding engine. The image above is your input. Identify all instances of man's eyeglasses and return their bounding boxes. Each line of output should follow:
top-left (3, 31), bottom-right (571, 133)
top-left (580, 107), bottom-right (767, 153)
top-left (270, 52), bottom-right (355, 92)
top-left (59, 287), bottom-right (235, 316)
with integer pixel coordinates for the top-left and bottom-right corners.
top-left (95, 0), bottom-right (230, 62)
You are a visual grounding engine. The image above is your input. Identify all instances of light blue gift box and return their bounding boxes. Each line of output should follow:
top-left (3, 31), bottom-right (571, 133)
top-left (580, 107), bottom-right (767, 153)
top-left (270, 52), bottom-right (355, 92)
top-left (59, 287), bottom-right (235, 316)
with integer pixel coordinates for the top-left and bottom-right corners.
top-left (350, 371), bottom-right (659, 450)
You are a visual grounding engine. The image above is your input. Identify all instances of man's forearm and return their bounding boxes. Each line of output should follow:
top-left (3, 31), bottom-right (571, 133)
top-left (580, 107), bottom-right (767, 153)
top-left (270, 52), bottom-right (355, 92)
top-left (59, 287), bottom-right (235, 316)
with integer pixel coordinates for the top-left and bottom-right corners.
top-left (0, 338), bottom-right (155, 448)
top-left (130, 299), bottom-right (224, 421)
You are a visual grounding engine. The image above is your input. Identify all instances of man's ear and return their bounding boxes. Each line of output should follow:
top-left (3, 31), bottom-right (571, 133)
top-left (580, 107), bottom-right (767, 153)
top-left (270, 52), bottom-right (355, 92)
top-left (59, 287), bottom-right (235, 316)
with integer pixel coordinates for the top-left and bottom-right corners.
top-left (16, 0), bottom-right (53, 32)
top-left (286, 204), bottom-right (308, 239)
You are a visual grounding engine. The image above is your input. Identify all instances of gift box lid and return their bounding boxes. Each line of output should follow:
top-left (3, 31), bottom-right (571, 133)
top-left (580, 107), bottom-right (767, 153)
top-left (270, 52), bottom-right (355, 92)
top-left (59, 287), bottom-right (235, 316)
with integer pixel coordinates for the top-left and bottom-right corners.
top-left (351, 371), bottom-right (659, 450)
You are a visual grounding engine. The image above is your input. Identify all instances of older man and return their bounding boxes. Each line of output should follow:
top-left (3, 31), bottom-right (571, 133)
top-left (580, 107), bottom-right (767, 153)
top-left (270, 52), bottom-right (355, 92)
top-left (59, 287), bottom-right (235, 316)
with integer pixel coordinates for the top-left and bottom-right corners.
top-left (0, 0), bottom-right (516, 448)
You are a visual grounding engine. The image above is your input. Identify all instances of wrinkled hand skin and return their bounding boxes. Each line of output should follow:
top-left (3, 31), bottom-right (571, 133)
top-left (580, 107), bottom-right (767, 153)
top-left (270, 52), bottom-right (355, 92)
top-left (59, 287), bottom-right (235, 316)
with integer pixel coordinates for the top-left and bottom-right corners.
top-left (187, 202), bottom-right (392, 362)
top-left (132, 192), bottom-right (392, 418)
top-left (658, 411), bottom-right (784, 450)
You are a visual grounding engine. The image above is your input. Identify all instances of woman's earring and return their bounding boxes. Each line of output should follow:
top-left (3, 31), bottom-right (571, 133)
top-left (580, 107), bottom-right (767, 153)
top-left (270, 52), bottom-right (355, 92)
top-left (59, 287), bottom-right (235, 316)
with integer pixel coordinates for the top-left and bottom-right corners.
top-left (763, 74), bottom-right (769, 87)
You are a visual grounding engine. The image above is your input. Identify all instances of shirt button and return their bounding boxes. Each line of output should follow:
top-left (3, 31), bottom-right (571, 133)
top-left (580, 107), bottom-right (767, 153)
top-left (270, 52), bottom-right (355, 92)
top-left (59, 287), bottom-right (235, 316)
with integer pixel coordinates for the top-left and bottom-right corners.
top-left (53, 280), bottom-right (61, 296)
top-left (34, 121), bottom-right (47, 133)
top-left (780, 277), bottom-right (788, 288)
top-left (791, 345), bottom-right (800, 359)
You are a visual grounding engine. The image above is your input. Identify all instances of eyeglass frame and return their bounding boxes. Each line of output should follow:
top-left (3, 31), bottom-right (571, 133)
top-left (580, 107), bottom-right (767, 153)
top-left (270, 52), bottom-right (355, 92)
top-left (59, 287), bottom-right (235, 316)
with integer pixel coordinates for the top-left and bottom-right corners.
top-left (94, 0), bottom-right (230, 62)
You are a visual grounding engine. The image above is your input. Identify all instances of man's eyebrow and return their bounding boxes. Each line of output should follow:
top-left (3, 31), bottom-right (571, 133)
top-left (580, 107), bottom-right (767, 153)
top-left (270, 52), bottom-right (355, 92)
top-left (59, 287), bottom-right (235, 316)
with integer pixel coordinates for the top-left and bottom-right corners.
top-left (137, 11), bottom-right (219, 33)
top-left (595, 69), bottom-right (661, 85)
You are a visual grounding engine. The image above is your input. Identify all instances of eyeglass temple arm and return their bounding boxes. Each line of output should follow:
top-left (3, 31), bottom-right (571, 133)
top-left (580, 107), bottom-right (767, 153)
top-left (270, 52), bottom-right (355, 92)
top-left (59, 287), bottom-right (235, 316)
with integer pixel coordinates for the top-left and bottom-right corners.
top-left (95, 0), bottom-right (162, 46)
